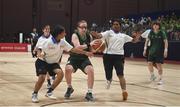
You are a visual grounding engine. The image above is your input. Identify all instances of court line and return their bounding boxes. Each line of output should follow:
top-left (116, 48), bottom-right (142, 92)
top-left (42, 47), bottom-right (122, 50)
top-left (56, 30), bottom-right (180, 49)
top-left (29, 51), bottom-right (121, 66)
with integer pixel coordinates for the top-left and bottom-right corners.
top-left (40, 99), bottom-right (165, 107)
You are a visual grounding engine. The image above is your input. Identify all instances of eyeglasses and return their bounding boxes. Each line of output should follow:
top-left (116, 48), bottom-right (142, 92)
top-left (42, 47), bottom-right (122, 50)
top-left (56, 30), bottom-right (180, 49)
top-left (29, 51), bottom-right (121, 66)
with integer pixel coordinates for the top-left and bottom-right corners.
top-left (78, 26), bottom-right (87, 29)
top-left (113, 23), bottom-right (120, 26)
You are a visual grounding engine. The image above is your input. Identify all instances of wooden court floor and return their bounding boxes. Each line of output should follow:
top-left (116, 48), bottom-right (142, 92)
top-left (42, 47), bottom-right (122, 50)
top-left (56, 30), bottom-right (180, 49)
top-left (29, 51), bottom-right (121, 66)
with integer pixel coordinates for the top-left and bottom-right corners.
top-left (0, 52), bottom-right (180, 106)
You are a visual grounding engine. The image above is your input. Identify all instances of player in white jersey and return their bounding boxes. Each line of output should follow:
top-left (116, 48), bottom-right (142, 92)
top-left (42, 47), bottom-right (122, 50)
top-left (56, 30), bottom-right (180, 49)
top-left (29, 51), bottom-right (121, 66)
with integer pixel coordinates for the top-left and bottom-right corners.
top-left (33, 25), bottom-right (54, 90)
top-left (91, 19), bottom-right (139, 101)
top-left (31, 25), bottom-right (93, 103)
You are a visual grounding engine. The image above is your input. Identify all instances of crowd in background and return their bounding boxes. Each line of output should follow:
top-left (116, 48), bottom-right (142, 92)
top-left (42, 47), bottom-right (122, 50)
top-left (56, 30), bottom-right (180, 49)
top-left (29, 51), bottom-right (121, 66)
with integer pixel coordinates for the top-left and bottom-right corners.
top-left (120, 12), bottom-right (180, 41)
top-left (0, 11), bottom-right (180, 43)
top-left (92, 12), bottom-right (180, 42)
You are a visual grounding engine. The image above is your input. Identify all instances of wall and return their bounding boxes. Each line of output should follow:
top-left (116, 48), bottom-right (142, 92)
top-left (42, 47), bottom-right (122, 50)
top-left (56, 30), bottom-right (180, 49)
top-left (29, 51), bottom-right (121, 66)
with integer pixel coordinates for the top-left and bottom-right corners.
top-left (139, 0), bottom-right (159, 13)
top-left (0, 0), bottom-right (180, 42)
top-left (164, 0), bottom-right (180, 11)
top-left (0, 0), bottom-right (2, 38)
top-left (107, 0), bottom-right (138, 18)
top-left (2, 0), bottom-right (33, 36)
top-left (36, 0), bottom-right (72, 41)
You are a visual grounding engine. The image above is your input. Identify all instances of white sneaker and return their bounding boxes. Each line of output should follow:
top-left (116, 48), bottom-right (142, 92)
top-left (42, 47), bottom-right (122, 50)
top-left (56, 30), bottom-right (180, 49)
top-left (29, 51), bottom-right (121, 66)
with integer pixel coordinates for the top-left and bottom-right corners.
top-left (150, 74), bottom-right (156, 81)
top-left (157, 79), bottom-right (163, 85)
top-left (45, 92), bottom-right (57, 100)
top-left (32, 93), bottom-right (39, 103)
top-left (105, 80), bottom-right (111, 89)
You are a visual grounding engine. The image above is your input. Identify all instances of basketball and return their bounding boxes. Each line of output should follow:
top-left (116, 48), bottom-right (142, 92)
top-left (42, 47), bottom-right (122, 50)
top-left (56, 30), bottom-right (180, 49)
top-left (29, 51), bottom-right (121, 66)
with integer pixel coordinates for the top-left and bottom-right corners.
top-left (91, 39), bottom-right (106, 53)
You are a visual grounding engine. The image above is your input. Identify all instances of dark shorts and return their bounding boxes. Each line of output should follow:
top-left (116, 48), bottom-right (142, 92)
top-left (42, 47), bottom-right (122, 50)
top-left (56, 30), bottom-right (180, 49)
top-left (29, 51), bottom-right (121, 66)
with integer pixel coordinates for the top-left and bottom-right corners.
top-left (147, 55), bottom-right (164, 64)
top-left (66, 57), bottom-right (92, 74)
top-left (103, 54), bottom-right (125, 76)
top-left (46, 63), bottom-right (61, 76)
top-left (35, 58), bottom-right (48, 76)
top-left (35, 59), bottom-right (61, 76)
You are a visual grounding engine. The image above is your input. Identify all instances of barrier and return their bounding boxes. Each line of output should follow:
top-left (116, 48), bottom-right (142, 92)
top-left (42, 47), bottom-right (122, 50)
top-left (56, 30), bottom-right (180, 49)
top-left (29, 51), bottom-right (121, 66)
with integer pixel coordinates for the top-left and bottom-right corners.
top-left (0, 43), bottom-right (31, 52)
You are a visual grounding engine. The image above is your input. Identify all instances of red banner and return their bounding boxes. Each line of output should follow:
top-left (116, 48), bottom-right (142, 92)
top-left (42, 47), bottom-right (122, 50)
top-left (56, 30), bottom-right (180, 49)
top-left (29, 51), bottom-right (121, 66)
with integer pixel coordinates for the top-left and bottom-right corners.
top-left (0, 43), bottom-right (28, 52)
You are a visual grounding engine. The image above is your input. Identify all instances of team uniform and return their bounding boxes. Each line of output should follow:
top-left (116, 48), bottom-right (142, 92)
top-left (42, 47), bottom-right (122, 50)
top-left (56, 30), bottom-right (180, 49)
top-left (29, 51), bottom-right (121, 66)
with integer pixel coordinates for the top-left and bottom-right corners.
top-left (35, 35), bottom-right (73, 76)
top-left (65, 30), bottom-right (94, 101)
top-left (66, 31), bottom-right (92, 74)
top-left (147, 30), bottom-right (167, 63)
top-left (101, 30), bottom-right (133, 80)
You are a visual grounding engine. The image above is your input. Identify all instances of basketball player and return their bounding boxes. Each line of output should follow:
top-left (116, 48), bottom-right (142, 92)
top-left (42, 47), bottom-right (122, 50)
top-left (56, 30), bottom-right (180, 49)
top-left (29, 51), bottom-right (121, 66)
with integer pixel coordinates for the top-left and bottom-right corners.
top-left (91, 18), bottom-right (139, 101)
top-left (64, 20), bottom-right (97, 101)
top-left (143, 21), bottom-right (168, 85)
top-left (32, 25), bottom-right (54, 89)
top-left (31, 25), bottom-right (93, 103)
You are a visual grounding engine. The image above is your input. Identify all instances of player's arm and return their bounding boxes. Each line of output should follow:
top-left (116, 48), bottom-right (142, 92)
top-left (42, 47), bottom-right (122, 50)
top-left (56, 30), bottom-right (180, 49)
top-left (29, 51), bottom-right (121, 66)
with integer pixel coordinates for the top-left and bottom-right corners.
top-left (63, 39), bottom-right (93, 57)
top-left (72, 33), bottom-right (89, 49)
top-left (143, 38), bottom-right (149, 57)
top-left (90, 31), bottom-right (102, 39)
top-left (164, 39), bottom-right (168, 58)
top-left (72, 33), bottom-right (97, 50)
top-left (70, 48), bottom-right (93, 57)
top-left (36, 48), bottom-right (46, 60)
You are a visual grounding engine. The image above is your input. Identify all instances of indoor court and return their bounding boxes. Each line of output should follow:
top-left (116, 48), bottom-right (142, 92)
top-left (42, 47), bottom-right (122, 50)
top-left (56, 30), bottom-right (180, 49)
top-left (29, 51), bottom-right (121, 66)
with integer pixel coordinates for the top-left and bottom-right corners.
top-left (0, 52), bottom-right (180, 106)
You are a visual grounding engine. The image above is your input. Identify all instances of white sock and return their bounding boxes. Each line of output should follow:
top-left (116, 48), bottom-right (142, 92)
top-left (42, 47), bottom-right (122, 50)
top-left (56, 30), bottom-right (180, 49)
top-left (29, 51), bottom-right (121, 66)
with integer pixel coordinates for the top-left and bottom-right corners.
top-left (122, 90), bottom-right (127, 92)
top-left (88, 88), bottom-right (92, 93)
top-left (68, 84), bottom-right (72, 88)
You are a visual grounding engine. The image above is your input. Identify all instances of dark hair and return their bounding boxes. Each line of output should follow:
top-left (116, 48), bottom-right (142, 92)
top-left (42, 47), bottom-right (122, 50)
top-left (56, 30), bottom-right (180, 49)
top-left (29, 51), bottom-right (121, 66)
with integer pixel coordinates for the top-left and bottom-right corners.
top-left (41, 24), bottom-right (50, 30)
top-left (111, 18), bottom-right (121, 26)
top-left (52, 25), bottom-right (65, 38)
top-left (77, 20), bottom-right (87, 27)
top-left (151, 21), bottom-right (161, 29)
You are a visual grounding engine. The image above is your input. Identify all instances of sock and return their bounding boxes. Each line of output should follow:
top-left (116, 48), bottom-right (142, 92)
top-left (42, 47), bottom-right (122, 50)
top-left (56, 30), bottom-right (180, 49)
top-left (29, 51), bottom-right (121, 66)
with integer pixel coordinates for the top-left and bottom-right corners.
top-left (33, 91), bottom-right (38, 94)
top-left (47, 79), bottom-right (51, 85)
top-left (122, 90), bottom-right (127, 92)
top-left (87, 88), bottom-right (92, 93)
top-left (68, 84), bottom-right (72, 88)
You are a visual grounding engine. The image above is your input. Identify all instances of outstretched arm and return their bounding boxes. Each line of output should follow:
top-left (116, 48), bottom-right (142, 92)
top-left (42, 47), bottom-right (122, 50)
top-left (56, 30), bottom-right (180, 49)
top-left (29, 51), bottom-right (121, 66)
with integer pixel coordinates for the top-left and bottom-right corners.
top-left (143, 38), bottom-right (149, 57)
top-left (164, 39), bottom-right (168, 58)
top-left (90, 31), bottom-right (102, 39)
top-left (70, 48), bottom-right (93, 57)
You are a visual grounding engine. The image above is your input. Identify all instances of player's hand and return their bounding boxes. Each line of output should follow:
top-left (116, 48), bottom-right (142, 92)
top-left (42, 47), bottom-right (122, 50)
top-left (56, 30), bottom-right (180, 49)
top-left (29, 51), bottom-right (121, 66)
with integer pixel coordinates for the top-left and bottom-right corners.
top-left (143, 50), bottom-right (147, 57)
top-left (37, 50), bottom-right (45, 58)
top-left (85, 51), bottom-right (94, 57)
top-left (90, 39), bottom-right (101, 46)
top-left (90, 31), bottom-right (101, 39)
top-left (164, 51), bottom-right (168, 58)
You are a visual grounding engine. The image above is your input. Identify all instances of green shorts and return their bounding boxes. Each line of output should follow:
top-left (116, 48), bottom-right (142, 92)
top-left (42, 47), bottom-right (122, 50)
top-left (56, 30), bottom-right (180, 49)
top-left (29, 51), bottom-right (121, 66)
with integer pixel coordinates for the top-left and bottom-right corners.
top-left (147, 54), bottom-right (164, 64)
top-left (66, 57), bottom-right (92, 74)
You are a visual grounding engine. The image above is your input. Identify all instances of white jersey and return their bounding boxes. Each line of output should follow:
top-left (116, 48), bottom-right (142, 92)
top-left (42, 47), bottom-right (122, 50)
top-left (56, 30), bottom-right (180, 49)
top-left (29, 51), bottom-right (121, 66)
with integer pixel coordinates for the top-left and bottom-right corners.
top-left (141, 29), bottom-right (151, 46)
top-left (101, 30), bottom-right (133, 55)
top-left (141, 29), bottom-right (151, 38)
top-left (36, 36), bottom-right (73, 63)
top-left (35, 35), bottom-right (52, 49)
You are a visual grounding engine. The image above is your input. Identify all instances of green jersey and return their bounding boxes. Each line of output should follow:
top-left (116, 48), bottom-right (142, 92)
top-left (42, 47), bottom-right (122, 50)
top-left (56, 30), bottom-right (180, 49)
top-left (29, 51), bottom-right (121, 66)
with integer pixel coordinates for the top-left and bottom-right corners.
top-left (70, 31), bottom-right (91, 59)
top-left (148, 30), bottom-right (167, 57)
